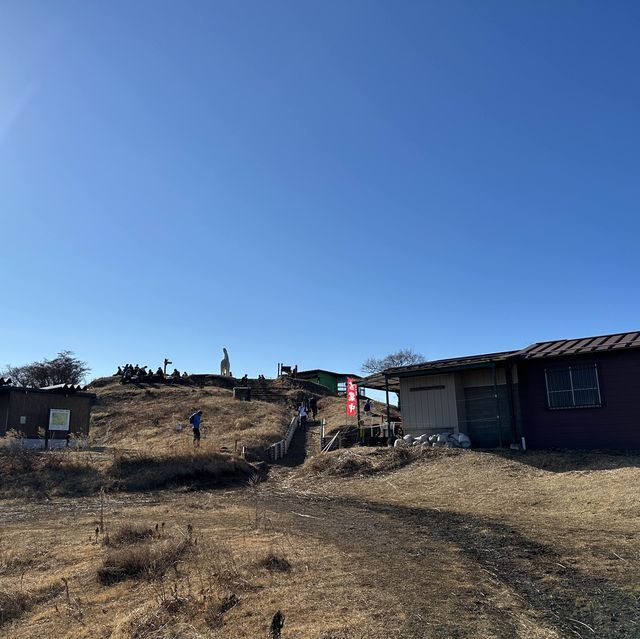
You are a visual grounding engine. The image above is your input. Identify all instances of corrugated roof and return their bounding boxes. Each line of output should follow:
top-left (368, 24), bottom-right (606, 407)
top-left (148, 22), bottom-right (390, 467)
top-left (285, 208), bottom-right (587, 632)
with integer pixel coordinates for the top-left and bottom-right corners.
top-left (384, 351), bottom-right (517, 375)
top-left (517, 331), bottom-right (640, 359)
top-left (355, 371), bottom-right (401, 392)
top-left (356, 331), bottom-right (640, 390)
top-left (357, 351), bottom-right (517, 389)
top-left (297, 369), bottom-right (362, 379)
top-left (0, 385), bottom-right (95, 398)
top-left (40, 383), bottom-right (88, 392)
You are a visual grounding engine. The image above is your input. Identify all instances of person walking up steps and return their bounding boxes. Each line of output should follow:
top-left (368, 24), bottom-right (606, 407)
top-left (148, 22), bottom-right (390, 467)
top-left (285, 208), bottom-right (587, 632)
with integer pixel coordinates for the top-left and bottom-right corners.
top-left (298, 403), bottom-right (308, 432)
top-left (189, 410), bottom-right (203, 448)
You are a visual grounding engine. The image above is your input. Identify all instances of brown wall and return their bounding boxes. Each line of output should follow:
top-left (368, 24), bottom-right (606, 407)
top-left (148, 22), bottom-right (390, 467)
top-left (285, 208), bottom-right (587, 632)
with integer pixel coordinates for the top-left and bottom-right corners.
top-left (0, 395), bottom-right (9, 436)
top-left (518, 350), bottom-right (640, 450)
top-left (4, 390), bottom-right (93, 440)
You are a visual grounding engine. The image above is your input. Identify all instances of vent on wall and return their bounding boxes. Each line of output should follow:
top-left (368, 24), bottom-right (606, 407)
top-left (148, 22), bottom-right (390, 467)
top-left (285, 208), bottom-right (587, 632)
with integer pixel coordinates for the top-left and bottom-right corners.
top-left (410, 385), bottom-right (445, 392)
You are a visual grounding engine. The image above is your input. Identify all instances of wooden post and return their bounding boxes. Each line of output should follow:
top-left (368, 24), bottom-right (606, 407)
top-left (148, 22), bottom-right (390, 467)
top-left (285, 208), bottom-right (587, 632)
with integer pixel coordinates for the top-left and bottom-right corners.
top-left (493, 363), bottom-right (503, 448)
top-left (385, 375), bottom-right (392, 445)
top-left (356, 386), bottom-right (361, 443)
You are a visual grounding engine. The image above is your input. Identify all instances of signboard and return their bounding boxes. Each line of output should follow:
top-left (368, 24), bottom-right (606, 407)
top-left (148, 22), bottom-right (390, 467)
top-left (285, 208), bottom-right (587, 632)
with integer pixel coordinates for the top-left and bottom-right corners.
top-left (346, 377), bottom-right (357, 416)
top-left (49, 409), bottom-right (71, 431)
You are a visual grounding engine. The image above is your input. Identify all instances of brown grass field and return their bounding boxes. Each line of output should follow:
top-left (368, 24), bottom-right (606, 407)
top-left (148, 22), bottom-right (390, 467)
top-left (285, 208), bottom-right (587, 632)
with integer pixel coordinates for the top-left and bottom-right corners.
top-left (88, 378), bottom-right (295, 455)
top-left (1, 385), bottom-right (639, 638)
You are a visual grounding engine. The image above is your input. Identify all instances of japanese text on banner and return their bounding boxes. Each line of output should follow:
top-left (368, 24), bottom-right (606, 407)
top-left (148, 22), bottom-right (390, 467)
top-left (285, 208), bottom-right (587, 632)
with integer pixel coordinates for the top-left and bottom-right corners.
top-left (346, 377), bottom-right (357, 416)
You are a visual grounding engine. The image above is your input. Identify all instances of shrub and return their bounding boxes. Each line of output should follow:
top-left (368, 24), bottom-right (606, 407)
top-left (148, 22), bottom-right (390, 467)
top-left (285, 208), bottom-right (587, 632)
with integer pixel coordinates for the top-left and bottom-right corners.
top-left (233, 417), bottom-right (254, 431)
top-left (106, 523), bottom-right (155, 547)
top-left (97, 537), bottom-right (190, 585)
top-left (107, 451), bottom-right (254, 491)
top-left (258, 553), bottom-right (292, 572)
top-left (0, 583), bottom-right (63, 626)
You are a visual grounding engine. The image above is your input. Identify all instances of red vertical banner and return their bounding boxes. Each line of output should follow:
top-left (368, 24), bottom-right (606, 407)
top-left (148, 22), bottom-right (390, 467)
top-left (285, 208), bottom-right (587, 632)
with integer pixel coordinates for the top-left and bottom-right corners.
top-left (346, 377), bottom-right (357, 416)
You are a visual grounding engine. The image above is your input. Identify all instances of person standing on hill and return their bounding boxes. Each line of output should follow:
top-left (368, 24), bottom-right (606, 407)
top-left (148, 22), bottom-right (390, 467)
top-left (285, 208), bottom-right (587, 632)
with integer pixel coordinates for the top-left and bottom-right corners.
top-left (189, 410), bottom-right (203, 448)
top-left (309, 396), bottom-right (318, 421)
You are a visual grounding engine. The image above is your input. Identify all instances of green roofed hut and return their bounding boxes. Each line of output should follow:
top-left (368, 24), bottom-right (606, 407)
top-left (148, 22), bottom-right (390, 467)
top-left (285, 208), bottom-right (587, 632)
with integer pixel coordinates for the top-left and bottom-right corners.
top-left (296, 369), bottom-right (362, 395)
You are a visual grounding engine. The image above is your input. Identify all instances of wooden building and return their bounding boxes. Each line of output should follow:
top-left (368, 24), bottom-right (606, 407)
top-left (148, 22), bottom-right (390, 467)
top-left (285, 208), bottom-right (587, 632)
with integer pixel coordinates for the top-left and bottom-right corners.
top-left (358, 331), bottom-right (640, 450)
top-left (0, 382), bottom-right (96, 447)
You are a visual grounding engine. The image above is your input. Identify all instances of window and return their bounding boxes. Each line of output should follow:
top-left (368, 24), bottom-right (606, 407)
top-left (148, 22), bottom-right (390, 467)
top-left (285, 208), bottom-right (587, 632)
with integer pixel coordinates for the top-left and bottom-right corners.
top-left (545, 364), bottom-right (601, 409)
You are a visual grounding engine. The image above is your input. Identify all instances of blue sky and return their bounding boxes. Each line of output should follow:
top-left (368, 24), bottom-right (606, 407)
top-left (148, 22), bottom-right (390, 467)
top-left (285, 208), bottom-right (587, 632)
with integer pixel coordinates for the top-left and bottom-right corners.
top-left (1, 1), bottom-right (639, 381)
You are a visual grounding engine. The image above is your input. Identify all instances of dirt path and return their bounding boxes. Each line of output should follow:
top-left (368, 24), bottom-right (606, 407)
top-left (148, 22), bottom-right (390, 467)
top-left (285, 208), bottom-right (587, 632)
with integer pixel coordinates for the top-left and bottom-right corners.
top-left (242, 483), bottom-right (639, 639)
top-left (271, 419), bottom-right (322, 468)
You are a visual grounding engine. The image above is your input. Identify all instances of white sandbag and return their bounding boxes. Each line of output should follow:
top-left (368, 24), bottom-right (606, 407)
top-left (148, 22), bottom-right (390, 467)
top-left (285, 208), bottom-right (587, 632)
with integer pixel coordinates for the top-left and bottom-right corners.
top-left (436, 433), bottom-right (449, 444)
top-left (455, 432), bottom-right (472, 448)
top-left (403, 434), bottom-right (415, 444)
top-left (428, 434), bottom-right (439, 444)
top-left (393, 438), bottom-right (405, 448)
top-left (417, 434), bottom-right (431, 444)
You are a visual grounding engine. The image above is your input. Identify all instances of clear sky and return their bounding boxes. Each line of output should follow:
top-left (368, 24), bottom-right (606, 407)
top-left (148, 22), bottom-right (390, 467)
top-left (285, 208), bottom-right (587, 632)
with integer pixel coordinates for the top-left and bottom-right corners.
top-left (1, 1), bottom-right (639, 382)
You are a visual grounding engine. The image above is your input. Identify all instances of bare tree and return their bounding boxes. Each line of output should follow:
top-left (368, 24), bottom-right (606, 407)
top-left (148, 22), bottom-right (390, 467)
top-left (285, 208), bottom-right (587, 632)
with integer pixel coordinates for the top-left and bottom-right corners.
top-left (362, 349), bottom-right (426, 375)
top-left (3, 351), bottom-right (90, 388)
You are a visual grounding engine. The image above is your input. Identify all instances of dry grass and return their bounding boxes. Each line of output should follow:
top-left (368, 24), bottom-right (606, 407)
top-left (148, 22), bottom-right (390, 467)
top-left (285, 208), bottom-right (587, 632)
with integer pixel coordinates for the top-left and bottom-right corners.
top-left (107, 449), bottom-right (256, 491)
top-left (300, 446), bottom-right (422, 477)
top-left (0, 445), bottom-right (257, 498)
top-left (97, 527), bottom-right (191, 585)
top-left (1, 449), bottom-right (640, 638)
top-left (88, 378), bottom-right (292, 455)
top-left (0, 582), bottom-right (64, 626)
top-left (0, 446), bottom-right (102, 498)
top-left (0, 493), bottom-right (374, 639)
top-left (257, 552), bottom-right (292, 572)
top-left (105, 523), bottom-right (155, 547)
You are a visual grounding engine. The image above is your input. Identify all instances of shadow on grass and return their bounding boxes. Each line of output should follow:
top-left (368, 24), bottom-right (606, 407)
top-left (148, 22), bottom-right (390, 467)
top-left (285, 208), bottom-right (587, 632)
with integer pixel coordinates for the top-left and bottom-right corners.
top-left (270, 491), bottom-right (639, 639)
top-left (107, 451), bottom-right (256, 491)
top-left (481, 448), bottom-right (640, 473)
top-left (0, 449), bottom-right (257, 498)
top-left (346, 498), bottom-right (639, 639)
top-left (0, 463), bottom-right (102, 498)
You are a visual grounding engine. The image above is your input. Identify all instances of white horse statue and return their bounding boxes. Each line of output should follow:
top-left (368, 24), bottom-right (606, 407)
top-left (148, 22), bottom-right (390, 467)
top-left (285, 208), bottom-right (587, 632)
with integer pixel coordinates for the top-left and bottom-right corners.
top-left (220, 348), bottom-right (231, 376)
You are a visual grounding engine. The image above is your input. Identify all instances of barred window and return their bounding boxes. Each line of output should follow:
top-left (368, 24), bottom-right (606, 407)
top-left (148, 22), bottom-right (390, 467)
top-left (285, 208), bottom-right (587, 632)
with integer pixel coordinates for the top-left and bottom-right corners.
top-left (545, 364), bottom-right (602, 409)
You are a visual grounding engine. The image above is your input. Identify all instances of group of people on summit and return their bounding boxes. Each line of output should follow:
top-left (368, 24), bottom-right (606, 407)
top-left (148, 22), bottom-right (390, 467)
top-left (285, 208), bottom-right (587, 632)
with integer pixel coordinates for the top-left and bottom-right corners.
top-left (115, 364), bottom-right (190, 384)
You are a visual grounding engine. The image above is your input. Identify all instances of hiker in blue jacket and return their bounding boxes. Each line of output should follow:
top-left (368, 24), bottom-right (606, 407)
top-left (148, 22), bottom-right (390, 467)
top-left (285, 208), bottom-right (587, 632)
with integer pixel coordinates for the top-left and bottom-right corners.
top-left (189, 410), bottom-right (203, 448)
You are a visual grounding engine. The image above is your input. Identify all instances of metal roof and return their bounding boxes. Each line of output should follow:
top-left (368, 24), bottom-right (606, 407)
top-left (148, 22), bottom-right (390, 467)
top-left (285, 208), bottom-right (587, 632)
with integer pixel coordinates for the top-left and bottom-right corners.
top-left (356, 351), bottom-right (516, 390)
top-left (40, 383), bottom-right (88, 392)
top-left (354, 371), bottom-right (401, 392)
top-left (0, 385), bottom-right (96, 398)
top-left (517, 331), bottom-right (640, 359)
top-left (357, 331), bottom-right (640, 390)
top-left (297, 369), bottom-right (362, 379)
top-left (383, 351), bottom-right (517, 375)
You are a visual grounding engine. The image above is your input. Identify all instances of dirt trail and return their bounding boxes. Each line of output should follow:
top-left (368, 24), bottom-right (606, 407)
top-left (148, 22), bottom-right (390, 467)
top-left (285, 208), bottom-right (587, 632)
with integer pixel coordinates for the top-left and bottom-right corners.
top-left (271, 418), bottom-right (322, 468)
top-left (244, 482), bottom-right (640, 639)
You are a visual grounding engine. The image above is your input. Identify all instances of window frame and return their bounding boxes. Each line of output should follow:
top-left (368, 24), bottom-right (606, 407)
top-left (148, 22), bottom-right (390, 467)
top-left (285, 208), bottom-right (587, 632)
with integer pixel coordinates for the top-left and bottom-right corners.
top-left (544, 363), bottom-right (602, 410)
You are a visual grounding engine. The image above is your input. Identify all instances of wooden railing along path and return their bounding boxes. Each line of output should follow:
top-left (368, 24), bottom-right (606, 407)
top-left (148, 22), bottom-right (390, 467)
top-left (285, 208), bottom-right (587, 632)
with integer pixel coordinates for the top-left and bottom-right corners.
top-left (266, 415), bottom-right (300, 462)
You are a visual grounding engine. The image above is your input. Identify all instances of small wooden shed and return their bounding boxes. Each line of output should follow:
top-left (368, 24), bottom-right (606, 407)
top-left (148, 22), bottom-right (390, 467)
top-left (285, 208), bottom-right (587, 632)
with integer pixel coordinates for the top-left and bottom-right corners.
top-left (0, 382), bottom-right (96, 446)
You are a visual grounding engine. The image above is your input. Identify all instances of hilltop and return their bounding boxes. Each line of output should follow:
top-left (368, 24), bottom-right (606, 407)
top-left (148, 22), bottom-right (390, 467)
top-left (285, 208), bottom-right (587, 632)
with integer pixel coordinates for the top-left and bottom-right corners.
top-left (87, 375), bottom-right (337, 457)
